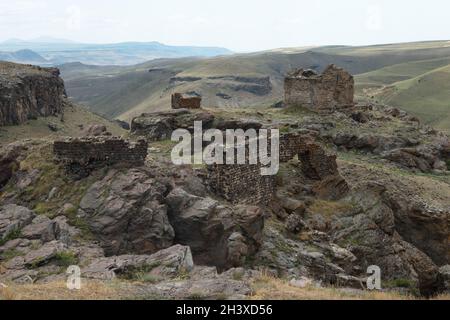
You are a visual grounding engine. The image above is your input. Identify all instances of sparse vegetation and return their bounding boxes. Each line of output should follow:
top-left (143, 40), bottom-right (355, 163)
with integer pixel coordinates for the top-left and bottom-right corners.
top-left (54, 251), bottom-right (79, 267)
top-left (0, 228), bottom-right (22, 246)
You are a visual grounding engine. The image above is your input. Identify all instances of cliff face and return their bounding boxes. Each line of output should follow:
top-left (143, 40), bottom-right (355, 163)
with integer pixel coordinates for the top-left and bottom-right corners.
top-left (0, 62), bottom-right (66, 126)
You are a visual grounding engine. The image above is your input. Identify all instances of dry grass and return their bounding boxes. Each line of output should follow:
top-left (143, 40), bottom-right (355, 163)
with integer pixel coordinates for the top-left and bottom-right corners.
top-left (0, 280), bottom-right (120, 300)
top-left (308, 200), bottom-right (355, 218)
top-left (250, 274), bottom-right (450, 301)
top-left (1, 277), bottom-right (449, 300)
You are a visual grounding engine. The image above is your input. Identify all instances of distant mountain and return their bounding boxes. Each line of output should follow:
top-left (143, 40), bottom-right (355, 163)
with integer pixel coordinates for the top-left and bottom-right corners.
top-left (0, 49), bottom-right (48, 65)
top-left (0, 39), bottom-right (233, 66)
top-left (60, 40), bottom-right (450, 131)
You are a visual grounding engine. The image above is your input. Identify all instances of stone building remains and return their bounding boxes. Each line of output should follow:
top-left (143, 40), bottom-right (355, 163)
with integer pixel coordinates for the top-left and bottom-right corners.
top-left (53, 136), bottom-right (148, 176)
top-left (206, 132), bottom-right (346, 205)
top-left (284, 64), bottom-right (354, 110)
top-left (171, 93), bottom-right (202, 109)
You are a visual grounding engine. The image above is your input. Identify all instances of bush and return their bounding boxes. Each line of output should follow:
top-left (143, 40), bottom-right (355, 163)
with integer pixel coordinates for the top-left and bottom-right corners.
top-left (0, 228), bottom-right (22, 246)
top-left (54, 251), bottom-right (79, 267)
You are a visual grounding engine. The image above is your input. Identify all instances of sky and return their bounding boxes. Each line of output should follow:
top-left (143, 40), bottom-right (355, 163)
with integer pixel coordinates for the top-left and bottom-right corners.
top-left (1, 0), bottom-right (449, 52)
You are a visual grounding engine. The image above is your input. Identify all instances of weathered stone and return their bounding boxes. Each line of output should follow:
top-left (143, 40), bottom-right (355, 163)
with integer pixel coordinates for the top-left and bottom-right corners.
top-left (82, 245), bottom-right (193, 281)
top-left (0, 62), bottom-right (66, 126)
top-left (330, 182), bottom-right (442, 296)
top-left (0, 143), bottom-right (28, 188)
top-left (131, 109), bottom-right (214, 141)
top-left (439, 265), bottom-right (450, 293)
top-left (166, 188), bottom-right (264, 269)
top-left (79, 168), bottom-right (174, 256)
top-left (171, 93), bottom-right (201, 109)
top-left (285, 64), bottom-right (354, 110)
top-left (21, 215), bottom-right (60, 243)
top-left (83, 124), bottom-right (110, 136)
top-left (285, 214), bottom-right (306, 233)
top-left (23, 241), bottom-right (67, 268)
top-left (53, 136), bottom-right (148, 176)
top-left (0, 204), bottom-right (35, 240)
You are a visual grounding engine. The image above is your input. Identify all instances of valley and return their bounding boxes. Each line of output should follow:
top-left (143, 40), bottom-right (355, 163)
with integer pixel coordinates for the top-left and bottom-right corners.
top-left (58, 41), bottom-right (450, 132)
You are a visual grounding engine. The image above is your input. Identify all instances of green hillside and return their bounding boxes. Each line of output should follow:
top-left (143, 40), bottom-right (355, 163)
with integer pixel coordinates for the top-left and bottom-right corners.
top-left (60, 41), bottom-right (450, 131)
top-left (0, 104), bottom-right (125, 147)
top-left (365, 64), bottom-right (450, 131)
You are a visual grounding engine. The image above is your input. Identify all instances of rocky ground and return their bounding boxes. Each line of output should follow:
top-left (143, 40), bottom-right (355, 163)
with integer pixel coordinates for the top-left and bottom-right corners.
top-left (0, 98), bottom-right (449, 300)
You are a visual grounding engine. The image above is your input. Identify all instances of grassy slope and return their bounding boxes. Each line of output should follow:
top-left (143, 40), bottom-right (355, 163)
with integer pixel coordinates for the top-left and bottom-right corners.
top-left (0, 104), bottom-right (125, 147)
top-left (358, 63), bottom-right (450, 131)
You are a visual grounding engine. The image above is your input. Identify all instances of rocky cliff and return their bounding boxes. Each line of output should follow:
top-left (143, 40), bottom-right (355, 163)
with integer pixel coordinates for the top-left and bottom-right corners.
top-left (0, 62), bottom-right (66, 126)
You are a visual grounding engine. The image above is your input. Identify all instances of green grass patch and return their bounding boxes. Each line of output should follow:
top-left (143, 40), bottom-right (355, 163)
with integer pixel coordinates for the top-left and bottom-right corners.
top-left (0, 228), bottom-right (22, 246)
top-left (54, 251), bottom-right (79, 267)
top-left (0, 249), bottom-right (24, 261)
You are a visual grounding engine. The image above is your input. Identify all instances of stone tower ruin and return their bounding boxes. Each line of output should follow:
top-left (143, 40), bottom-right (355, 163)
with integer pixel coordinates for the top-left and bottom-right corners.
top-left (171, 93), bottom-right (202, 109)
top-left (284, 64), bottom-right (354, 110)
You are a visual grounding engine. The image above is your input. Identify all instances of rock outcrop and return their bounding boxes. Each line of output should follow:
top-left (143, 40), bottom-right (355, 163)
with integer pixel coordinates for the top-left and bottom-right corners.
top-left (0, 62), bottom-right (66, 126)
top-left (166, 188), bottom-right (264, 269)
top-left (79, 168), bottom-right (175, 256)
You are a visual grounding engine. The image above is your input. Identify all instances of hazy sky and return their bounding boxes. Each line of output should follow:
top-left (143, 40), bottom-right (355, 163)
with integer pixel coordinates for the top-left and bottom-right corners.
top-left (1, 0), bottom-right (449, 51)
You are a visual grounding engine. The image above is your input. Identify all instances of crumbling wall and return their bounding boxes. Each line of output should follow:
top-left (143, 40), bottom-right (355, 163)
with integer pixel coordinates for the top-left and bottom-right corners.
top-left (171, 93), bottom-right (201, 109)
top-left (284, 64), bottom-right (354, 110)
top-left (207, 163), bottom-right (276, 205)
top-left (54, 137), bottom-right (148, 175)
top-left (206, 132), bottom-right (346, 205)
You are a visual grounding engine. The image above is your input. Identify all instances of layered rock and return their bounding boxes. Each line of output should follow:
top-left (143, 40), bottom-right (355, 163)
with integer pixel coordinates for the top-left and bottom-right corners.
top-left (330, 182), bottom-right (443, 296)
top-left (0, 62), bottom-right (66, 126)
top-left (166, 188), bottom-right (264, 269)
top-left (79, 168), bottom-right (175, 256)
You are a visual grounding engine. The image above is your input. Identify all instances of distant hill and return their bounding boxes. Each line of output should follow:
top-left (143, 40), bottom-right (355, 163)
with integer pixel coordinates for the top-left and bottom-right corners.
top-left (59, 41), bottom-right (450, 132)
top-left (0, 39), bottom-right (233, 66)
top-left (358, 61), bottom-right (450, 131)
top-left (0, 49), bottom-right (48, 65)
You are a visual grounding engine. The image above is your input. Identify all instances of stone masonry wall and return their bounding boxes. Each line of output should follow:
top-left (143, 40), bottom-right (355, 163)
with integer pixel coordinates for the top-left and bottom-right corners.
top-left (53, 137), bottom-right (148, 174)
top-left (207, 163), bottom-right (276, 205)
top-left (284, 64), bottom-right (354, 110)
top-left (207, 133), bottom-right (338, 204)
top-left (206, 132), bottom-right (342, 205)
top-left (171, 93), bottom-right (202, 109)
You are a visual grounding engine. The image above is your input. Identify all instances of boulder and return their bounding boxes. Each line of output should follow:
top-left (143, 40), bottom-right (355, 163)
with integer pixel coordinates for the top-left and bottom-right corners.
top-left (330, 182), bottom-right (442, 296)
top-left (82, 245), bottom-right (193, 281)
top-left (285, 214), bottom-right (307, 234)
top-left (79, 168), bottom-right (174, 256)
top-left (438, 265), bottom-right (450, 293)
top-left (21, 215), bottom-right (60, 243)
top-left (84, 124), bottom-right (111, 136)
top-left (0, 205), bottom-right (35, 241)
top-left (23, 241), bottom-right (67, 268)
top-left (166, 188), bottom-right (264, 269)
top-left (131, 109), bottom-right (215, 141)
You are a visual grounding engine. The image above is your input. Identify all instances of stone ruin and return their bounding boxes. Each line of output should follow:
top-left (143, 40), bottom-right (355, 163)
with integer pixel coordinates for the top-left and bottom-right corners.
top-left (284, 64), bottom-right (354, 110)
top-left (206, 132), bottom-right (348, 205)
top-left (53, 136), bottom-right (148, 176)
top-left (171, 93), bottom-right (202, 109)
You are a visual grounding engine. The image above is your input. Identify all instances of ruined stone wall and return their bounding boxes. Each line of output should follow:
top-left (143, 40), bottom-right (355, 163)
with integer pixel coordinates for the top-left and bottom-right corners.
top-left (171, 93), bottom-right (201, 109)
top-left (206, 132), bottom-right (343, 205)
top-left (298, 142), bottom-right (338, 180)
top-left (0, 62), bottom-right (66, 126)
top-left (284, 64), bottom-right (354, 110)
top-left (207, 163), bottom-right (276, 205)
top-left (53, 137), bottom-right (148, 172)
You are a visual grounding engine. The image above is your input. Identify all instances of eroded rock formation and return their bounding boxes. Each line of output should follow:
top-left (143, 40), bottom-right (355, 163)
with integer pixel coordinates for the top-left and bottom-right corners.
top-left (0, 62), bottom-right (66, 126)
